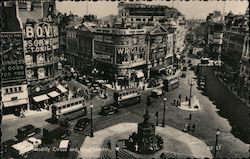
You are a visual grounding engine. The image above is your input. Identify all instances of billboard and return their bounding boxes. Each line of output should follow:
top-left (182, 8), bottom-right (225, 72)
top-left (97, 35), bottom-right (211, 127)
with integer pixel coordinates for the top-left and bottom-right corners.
top-left (1, 32), bottom-right (26, 82)
top-left (115, 45), bottom-right (146, 64)
top-left (24, 21), bottom-right (59, 53)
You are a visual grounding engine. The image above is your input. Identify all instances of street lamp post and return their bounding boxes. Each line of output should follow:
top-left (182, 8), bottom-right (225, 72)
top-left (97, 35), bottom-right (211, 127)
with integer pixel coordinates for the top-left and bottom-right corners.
top-left (214, 128), bottom-right (220, 157)
top-left (92, 68), bottom-right (98, 82)
top-left (115, 144), bottom-right (120, 159)
top-left (155, 112), bottom-right (159, 126)
top-left (162, 98), bottom-right (167, 127)
top-left (90, 103), bottom-right (94, 137)
top-left (188, 78), bottom-right (195, 107)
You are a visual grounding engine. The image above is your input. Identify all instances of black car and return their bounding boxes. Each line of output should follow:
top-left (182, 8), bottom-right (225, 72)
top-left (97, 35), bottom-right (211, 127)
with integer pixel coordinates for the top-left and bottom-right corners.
top-left (99, 104), bottom-right (118, 116)
top-left (15, 124), bottom-right (40, 140)
top-left (74, 118), bottom-right (90, 131)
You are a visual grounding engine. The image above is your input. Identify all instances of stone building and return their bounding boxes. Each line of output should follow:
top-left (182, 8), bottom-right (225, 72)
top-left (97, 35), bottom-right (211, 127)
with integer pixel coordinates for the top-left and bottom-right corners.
top-left (221, 9), bottom-right (249, 103)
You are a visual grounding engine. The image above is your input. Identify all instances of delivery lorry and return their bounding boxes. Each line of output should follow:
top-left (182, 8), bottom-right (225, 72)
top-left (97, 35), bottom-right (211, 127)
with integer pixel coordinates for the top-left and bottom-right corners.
top-left (43, 124), bottom-right (71, 144)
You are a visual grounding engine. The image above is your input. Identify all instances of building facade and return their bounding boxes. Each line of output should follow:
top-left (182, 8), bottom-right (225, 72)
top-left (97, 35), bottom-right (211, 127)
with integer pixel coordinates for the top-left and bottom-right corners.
top-left (65, 22), bottom-right (96, 74)
top-left (9, 0), bottom-right (62, 110)
top-left (221, 10), bottom-right (249, 104)
top-left (94, 28), bottom-right (147, 88)
top-left (146, 25), bottom-right (175, 78)
top-left (205, 11), bottom-right (224, 59)
top-left (1, 2), bottom-right (29, 114)
top-left (117, 2), bottom-right (181, 27)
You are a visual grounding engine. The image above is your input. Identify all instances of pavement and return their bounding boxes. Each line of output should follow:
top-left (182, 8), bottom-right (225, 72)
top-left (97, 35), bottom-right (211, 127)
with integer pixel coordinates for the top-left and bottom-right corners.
top-left (78, 123), bottom-right (213, 159)
top-left (2, 109), bottom-right (50, 121)
top-left (178, 96), bottom-right (201, 111)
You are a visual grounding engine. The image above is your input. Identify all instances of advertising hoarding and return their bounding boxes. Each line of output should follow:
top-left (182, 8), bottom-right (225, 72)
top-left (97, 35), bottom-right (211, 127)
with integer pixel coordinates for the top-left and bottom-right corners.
top-left (1, 32), bottom-right (26, 82)
top-left (24, 21), bottom-right (59, 53)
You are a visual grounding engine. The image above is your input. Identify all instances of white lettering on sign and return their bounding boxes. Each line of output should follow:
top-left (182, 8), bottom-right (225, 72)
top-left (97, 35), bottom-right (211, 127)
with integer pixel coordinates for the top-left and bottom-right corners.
top-left (116, 46), bottom-right (145, 55)
top-left (25, 22), bottom-right (58, 39)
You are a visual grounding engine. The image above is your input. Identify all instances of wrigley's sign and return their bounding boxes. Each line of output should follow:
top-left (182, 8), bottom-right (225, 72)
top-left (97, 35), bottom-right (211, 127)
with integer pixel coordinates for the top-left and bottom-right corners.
top-left (116, 45), bottom-right (146, 55)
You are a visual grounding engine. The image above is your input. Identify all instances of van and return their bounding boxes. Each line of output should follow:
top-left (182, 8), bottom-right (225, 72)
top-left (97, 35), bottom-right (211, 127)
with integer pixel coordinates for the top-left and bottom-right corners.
top-left (55, 140), bottom-right (71, 157)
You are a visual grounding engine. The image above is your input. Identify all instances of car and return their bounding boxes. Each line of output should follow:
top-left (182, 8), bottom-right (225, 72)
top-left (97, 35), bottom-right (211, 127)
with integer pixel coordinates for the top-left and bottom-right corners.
top-left (74, 118), bottom-right (90, 131)
top-left (16, 125), bottom-right (40, 140)
top-left (182, 66), bottom-right (187, 71)
top-left (151, 89), bottom-right (164, 97)
top-left (99, 104), bottom-right (118, 116)
top-left (181, 73), bottom-right (186, 78)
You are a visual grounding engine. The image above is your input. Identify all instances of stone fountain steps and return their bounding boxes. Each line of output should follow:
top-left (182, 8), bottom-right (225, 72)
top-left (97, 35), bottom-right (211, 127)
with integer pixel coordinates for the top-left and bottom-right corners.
top-left (117, 150), bottom-right (136, 159)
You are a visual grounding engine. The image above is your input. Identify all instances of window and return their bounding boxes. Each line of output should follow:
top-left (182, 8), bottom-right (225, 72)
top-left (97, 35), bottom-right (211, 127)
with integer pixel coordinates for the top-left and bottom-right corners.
top-left (10, 88), bottom-right (13, 93)
top-left (19, 87), bottom-right (22, 91)
top-left (5, 89), bottom-right (9, 93)
top-left (14, 87), bottom-right (17, 92)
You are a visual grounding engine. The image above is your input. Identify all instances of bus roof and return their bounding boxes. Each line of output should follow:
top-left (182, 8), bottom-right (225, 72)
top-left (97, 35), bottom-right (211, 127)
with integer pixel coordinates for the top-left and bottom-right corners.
top-left (114, 87), bottom-right (141, 93)
top-left (52, 97), bottom-right (85, 107)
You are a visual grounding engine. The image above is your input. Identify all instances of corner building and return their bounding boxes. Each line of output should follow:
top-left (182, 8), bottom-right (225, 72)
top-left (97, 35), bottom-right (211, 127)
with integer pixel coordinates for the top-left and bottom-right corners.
top-left (17, 0), bottom-right (61, 109)
top-left (94, 28), bottom-right (147, 88)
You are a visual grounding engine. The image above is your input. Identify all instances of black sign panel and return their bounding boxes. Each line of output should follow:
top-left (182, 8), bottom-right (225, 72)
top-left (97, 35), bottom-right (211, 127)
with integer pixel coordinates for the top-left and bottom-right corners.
top-left (1, 32), bottom-right (26, 82)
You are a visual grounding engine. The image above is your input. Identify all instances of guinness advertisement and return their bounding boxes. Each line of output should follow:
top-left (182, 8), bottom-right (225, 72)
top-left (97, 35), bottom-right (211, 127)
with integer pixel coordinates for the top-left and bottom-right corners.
top-left (1, 32), bottom-right (26, 82)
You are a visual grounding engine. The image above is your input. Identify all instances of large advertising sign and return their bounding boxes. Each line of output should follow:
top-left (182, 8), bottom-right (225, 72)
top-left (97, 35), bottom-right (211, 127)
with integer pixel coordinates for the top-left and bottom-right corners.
top-left (24, 21), bottom-right (59, 53)
top-left (115, 45), bottom-right (146, 64)
top-left (1, 32), bottom-right (26, 82)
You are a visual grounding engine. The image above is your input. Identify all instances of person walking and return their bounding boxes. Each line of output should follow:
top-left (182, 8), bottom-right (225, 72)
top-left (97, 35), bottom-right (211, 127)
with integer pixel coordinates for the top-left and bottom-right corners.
top-left (192, 123), bottom-right (196, 132)
top-left (189, 113), bottom-right (192, 120)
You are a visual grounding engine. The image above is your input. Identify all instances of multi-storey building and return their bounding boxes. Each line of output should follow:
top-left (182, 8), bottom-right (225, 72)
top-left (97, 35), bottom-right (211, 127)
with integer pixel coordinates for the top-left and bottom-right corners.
top-left (205, 11), bottom-right (224, 59)
top-left (222, 10), bottom-right (249, 103)
top-left (93, 27), bottom-right (147, 89)
top-left (65, 22), bottom-right (96, 74)
top-left (8, 0), bottom-right (62, 110)
top-left (145, 24), bottom-right (175, 78)
top-left (116, 2), bottom-right (181, 27)
top-left (1, 2), bottom-right (29, 115)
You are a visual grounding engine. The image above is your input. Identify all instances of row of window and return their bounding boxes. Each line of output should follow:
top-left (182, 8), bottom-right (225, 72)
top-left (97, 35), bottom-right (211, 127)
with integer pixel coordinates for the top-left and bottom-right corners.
top-left (56, 101), bottom-right (84, 110)
top-left (5, 86), bottom-right (23, 94)
top-left (118, 90), bottom-right (140, 97)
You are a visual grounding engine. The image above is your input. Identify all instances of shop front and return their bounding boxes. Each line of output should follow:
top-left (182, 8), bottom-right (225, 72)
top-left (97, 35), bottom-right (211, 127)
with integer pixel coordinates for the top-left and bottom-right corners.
top-left (1, 84), bottom-right (29, 115)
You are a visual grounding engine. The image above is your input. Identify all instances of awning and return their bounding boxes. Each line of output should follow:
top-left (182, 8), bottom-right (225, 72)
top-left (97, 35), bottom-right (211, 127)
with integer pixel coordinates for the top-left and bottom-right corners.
top-left (47, 91), bottom-right (60, 98)
top-left (151, 64), bottom-right (165, 72)
top-left (33, 94), bottom-right (49, 102)
top-left (57, 84), bottom-right (68, 93)
top-left (135, 71), bottom-right (144, 78)
top-left (3, 98), bottom-right (29, 107)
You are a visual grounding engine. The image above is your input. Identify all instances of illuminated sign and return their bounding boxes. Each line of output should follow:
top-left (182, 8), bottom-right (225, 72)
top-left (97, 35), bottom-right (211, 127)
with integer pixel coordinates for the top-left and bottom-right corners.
top-left (24, 21), bottom-right (59, 53)
top-left (1, 32), bottom-right (26, 82)
top-left (115, 45), bottom-right (146, 64)
top-left (116, 45), bottom-right (145, 55)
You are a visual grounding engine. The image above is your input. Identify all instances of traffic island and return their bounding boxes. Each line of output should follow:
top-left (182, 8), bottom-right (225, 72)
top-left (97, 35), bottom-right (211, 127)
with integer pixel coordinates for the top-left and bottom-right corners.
top-left (77, 123), bottom-right (212, 158)
top-left (178, 96), bottom-right (201, 112)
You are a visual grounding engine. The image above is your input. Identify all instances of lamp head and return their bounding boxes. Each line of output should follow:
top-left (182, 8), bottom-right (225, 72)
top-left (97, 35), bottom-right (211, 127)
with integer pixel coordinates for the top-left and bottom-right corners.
top-left (216, 128), bottom-right (220, 135)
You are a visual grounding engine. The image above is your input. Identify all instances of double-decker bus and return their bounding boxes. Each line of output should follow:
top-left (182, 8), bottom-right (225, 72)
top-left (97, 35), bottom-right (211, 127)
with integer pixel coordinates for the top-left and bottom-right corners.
top-left (163, 75), bottom-right (180, 92)
top-left (113, 88), bottom-right (142, 107)
top-left (51, 97), bottom-right (87, 122)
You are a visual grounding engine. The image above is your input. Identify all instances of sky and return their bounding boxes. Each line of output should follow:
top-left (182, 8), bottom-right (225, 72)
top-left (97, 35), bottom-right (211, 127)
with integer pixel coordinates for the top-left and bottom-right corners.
top-left (56, 0), bottom-right (249, 19)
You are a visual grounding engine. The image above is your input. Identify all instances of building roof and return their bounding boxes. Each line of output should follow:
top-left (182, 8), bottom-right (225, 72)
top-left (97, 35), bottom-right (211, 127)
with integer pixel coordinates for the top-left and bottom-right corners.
top-left (2, 3), bottom-right (21, 32)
